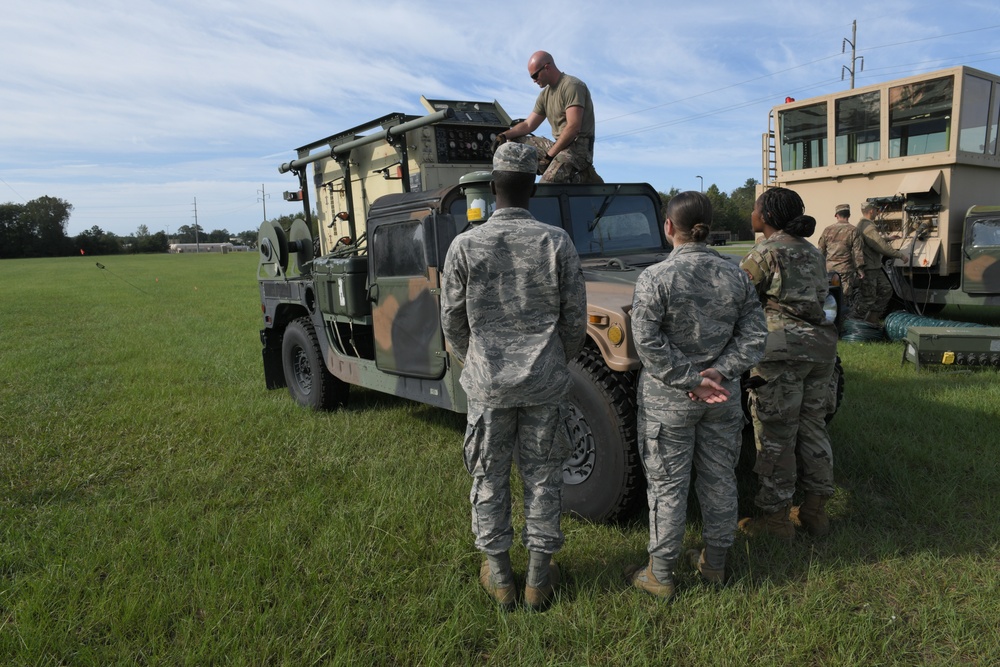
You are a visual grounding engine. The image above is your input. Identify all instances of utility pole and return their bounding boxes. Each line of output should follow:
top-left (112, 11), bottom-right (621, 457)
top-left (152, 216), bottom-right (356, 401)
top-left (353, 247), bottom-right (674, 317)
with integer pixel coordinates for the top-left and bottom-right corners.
top-left (842, 19), bottom-right (864, 89)
top-left (257, 183), bottom-right (270, 222)
top-left (192, 197), bottom-right (201, 253)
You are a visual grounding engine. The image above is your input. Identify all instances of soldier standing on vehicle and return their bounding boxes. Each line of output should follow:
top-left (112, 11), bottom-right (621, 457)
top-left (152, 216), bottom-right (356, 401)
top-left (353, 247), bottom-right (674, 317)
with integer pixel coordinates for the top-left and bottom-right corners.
top-left (739, 187), bottom-right (839, 539)
top-left (855, 202), bottom-right (907, 324)
top-left (627, 192), bottom-right (766, 599)
top-left (491, 50), bottom-right (603, 184)
top-left (440, 142), bottom-right (587, 611)
top-left (817, 204), bottom-right (865, 318)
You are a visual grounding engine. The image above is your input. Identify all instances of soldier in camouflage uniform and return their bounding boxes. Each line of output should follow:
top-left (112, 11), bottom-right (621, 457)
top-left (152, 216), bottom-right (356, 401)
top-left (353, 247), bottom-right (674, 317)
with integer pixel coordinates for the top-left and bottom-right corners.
top-left (491, 50), bottom-right (603, 184)
top-left (855, 202), bottom-right (907, 324)
top-left (817, 204), bottom-right (865, 318)
top-left (627, 192), bottom-right (766, 598)
top-left (440, 142), bottom-right (587, 611)
top-left (739, 187), bottom-right (839, 539)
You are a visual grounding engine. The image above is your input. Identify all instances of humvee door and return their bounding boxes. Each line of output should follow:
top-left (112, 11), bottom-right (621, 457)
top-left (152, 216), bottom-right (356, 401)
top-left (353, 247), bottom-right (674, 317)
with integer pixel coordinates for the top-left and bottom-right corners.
top-left (368, 211), bottom-right (452, 379)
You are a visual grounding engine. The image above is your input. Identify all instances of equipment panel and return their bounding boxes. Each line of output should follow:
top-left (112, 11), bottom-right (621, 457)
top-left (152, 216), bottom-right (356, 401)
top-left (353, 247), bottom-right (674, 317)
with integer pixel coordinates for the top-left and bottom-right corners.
top-left (433, 124), bottom-right (506, 163)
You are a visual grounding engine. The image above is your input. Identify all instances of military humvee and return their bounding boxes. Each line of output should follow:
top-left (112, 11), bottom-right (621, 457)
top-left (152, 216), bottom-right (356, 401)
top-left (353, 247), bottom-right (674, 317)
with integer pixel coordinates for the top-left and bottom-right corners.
top-left (257, 99), bottom-right (843, 522)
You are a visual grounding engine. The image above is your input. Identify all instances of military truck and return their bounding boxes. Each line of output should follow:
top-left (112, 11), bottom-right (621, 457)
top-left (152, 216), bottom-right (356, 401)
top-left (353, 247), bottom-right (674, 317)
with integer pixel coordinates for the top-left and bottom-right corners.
top-left (258, 98), bottom-right (843, 522)
top-left (762, 65), bottom-right (1000, 314)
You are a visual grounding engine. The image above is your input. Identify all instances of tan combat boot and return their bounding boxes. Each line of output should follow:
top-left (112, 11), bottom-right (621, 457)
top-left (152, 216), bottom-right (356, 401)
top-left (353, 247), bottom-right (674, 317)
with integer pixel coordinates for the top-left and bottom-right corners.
top-left (686, 546), bottom-right (726, 585)
top-left (479, 558), bottom-right (517, 611)
top-left (791, 493), bottom-right (831, 537)
top-left (524, 554), bottom-right (560, 612)
top-left (625, 559), bottom-right (676, 599)
top-left (738, 504), bottom-right (795, 541)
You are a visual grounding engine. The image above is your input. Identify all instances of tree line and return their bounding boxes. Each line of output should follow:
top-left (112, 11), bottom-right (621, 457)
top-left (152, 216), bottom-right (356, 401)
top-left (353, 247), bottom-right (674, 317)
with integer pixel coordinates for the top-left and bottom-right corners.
top-left (0, 196), bottom-right (259, 259)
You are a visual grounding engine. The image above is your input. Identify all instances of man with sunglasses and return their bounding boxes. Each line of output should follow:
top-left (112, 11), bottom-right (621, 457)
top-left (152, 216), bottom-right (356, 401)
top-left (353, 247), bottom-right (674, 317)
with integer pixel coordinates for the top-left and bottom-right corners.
top-left (492, 51), bottom-right (602, 184)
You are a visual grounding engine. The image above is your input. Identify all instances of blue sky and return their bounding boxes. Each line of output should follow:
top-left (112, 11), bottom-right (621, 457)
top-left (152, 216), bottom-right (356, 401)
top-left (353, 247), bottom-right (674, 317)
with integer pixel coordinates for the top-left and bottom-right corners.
top-left (3, 0), bottom-right (1000, 238)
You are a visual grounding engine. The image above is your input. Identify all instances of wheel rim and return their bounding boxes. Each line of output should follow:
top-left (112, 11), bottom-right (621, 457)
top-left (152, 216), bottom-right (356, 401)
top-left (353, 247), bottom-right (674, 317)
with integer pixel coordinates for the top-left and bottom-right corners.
top-left (563, 403), bottom-right (596, 485)
top-left (291, 346), bottom-right (313, 393)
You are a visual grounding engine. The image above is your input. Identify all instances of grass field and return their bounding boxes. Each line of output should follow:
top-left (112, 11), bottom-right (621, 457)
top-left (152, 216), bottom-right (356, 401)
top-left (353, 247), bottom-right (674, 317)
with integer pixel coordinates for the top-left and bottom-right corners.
top-left (2, 253), bottom-right (999, 665)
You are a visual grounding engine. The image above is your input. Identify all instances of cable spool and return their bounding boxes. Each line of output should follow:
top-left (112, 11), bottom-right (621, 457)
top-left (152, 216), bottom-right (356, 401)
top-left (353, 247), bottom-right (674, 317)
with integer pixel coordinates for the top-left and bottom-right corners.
top-left (884, 311), bottom-right (989, 342)
top-left (840, 318), bottom-right (886, 342)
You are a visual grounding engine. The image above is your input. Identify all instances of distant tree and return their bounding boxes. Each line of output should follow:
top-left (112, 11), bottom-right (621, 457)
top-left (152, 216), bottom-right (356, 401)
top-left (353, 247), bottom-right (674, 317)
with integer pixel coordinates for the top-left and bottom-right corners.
top-left (657, 179), bottom-right (759, 240)
top-left (728, 178), bottom-right (759, 240)
top-left (129, 230), bottom-right (169, 254)
top-left (0, 202), bottom-right (25, 259)
top-left (0, 196), bottom-right (73, 258)
top-left (176, 224), bottom-right (204, 243)
top-left (75, 225), bottom-right (123, 256)
top-left (233, 229), bottom-right (258, 247)
top-left (136, 224), bottom-right (150, 238)
top-left (206, 229), bottom-right (230, 243)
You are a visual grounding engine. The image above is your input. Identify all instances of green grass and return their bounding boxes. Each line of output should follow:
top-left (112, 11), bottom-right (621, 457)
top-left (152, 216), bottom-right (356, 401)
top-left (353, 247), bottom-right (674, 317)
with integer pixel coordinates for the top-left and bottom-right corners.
top-left (2, 254), bottom-right (999, 665)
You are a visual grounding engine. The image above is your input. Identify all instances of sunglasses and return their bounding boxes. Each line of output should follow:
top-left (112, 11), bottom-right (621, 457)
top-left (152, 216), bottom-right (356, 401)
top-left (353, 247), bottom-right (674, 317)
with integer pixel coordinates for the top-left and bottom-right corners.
top-left (530, 63), bottom-right (548, 81)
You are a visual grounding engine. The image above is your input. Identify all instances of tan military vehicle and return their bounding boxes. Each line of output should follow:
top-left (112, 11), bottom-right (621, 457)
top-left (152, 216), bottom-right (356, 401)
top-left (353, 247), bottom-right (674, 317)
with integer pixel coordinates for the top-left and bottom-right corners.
top-left (762, 65), bottom-right (1000, 314)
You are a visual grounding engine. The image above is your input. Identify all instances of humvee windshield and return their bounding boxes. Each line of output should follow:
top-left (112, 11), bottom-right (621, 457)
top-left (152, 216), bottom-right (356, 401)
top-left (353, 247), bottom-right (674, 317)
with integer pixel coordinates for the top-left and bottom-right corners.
top-left (530, 193), bottom-right (662, 257)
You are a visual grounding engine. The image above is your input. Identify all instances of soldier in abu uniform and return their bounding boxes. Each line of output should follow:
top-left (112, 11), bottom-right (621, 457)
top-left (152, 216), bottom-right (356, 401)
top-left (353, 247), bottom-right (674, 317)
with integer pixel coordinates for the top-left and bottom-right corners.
top-left (440, 142), bottom-right (587, 611)
top-left (817, 203), bottom-right (865, 318)
top-left (626, 191), bottom-right (766, 598)
top-left (739, 187), bottom-right (839, 539)
top-left (491, 50), bottom-right (602, 184)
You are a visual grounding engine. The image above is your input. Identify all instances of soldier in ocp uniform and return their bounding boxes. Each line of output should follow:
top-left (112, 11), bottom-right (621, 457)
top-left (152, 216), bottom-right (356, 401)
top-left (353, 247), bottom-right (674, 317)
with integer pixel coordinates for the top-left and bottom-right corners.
top-left (739, 187), bottom-right (839, 539)
top-left (491, 50), bottom-right (603, 184)
top-left (440, 142), bottom-right (587, 611)
top-left (855, 202), bottom-right (907, 324)
top-left (817, 204), bottom-right (865, 318)
top-left (627, 192), bottom-right (766, 598)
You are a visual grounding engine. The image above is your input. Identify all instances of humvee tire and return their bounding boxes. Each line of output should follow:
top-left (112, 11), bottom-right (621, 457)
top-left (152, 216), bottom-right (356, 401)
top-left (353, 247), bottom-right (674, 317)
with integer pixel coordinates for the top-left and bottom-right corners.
top-left (281, 317), bottom-right (349, 411)
top-left (562, 348), bottom-right (641, 522)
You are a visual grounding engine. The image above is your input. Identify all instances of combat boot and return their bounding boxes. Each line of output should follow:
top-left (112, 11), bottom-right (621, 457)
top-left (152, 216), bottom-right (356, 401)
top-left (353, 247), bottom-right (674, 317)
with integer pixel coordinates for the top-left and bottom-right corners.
top-left (479, 553), bottom-right (517, 611)
top-left (686, 545), bottom-right (726, 585)
top-left (791, 493), bottom-right (831, 537)
top-left (738, 504), bottom-right (795, 541)
top-left (524, 552), bottom-right (560, 612)
top-left (625, 558), bottom-right (675, 599)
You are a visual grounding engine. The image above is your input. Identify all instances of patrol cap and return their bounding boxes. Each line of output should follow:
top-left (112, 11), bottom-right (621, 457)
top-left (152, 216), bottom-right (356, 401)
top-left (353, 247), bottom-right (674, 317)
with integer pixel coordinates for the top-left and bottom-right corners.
top-left (493, 142), bottom-right (538, 174)
top-left (835, 203), bottom-right (851, 216)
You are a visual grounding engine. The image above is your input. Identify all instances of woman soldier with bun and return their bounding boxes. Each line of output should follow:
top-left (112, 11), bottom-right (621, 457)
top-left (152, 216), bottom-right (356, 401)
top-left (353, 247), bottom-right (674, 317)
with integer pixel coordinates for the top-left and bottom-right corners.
top-left (626, 191), bottom-right (766, 598)
top-left (739, 187), bottom-right (839, 539)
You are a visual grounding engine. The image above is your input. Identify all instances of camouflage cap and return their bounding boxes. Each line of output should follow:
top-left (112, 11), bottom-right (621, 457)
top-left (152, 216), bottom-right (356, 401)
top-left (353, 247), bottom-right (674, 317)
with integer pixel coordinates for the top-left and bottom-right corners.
top-left (835, 203), bottom-right (851, 216)
top-left (493, 142), bottom-right (538, 174)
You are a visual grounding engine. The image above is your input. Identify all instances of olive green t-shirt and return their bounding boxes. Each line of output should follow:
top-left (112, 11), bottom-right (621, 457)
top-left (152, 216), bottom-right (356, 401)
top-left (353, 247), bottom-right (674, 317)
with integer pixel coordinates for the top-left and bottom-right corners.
top-left (532, 74), bottom-right (595, 142)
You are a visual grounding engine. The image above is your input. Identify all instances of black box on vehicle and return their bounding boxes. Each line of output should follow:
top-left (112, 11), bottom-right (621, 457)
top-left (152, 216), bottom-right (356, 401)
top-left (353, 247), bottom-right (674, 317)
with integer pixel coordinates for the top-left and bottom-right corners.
top-left (313, 256), bottom-right (369, 318)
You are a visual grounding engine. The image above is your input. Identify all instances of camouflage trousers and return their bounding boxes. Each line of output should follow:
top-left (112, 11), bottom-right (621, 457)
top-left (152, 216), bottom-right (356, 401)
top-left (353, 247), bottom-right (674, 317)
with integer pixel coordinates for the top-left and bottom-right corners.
top-left (749, 359), bottom-right (836, 513)
top-left (638, 400), bottom-right (744, 564)
top-left (839, 270), bottom-right (863, 318)
top-left (463, 400), bottom-right (571, 555)
top-left (854, 267), bottom-right (894, 322)
top-left (514, 136), bottom-right (603, 184)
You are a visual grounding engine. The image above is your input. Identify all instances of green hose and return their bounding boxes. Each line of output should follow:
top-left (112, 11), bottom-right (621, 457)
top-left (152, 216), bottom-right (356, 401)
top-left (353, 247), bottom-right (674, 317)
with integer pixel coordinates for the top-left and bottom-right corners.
top-left (883, 311), bottom-right (989, 342)
top-left (840, 318), bottom-right (886, 342)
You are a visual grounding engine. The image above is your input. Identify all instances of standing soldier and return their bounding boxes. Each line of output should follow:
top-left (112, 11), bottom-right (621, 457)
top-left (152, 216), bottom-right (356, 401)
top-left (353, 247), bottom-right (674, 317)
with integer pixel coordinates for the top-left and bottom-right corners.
top-left (739, 187), bottom-right (839, 539)
top-left (627, 192), bottom-right (766, 598)
top-left (440, 142), bottom-right (587, 611)
top-left (855, 202), bottom-right (908, 324)
top-left (491, 50), bottom-right (602, 184)
top-left (817, 204), bottom-right (865, 318)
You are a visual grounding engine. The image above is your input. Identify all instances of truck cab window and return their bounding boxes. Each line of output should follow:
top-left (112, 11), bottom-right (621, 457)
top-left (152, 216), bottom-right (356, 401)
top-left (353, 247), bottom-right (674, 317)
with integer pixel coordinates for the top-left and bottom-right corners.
top-left (890, 77), bottom-right (953, 157)
top-left (836, 91), bottom-right (880, 164)
top-left (780, 102), bottom-right (828, 170)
